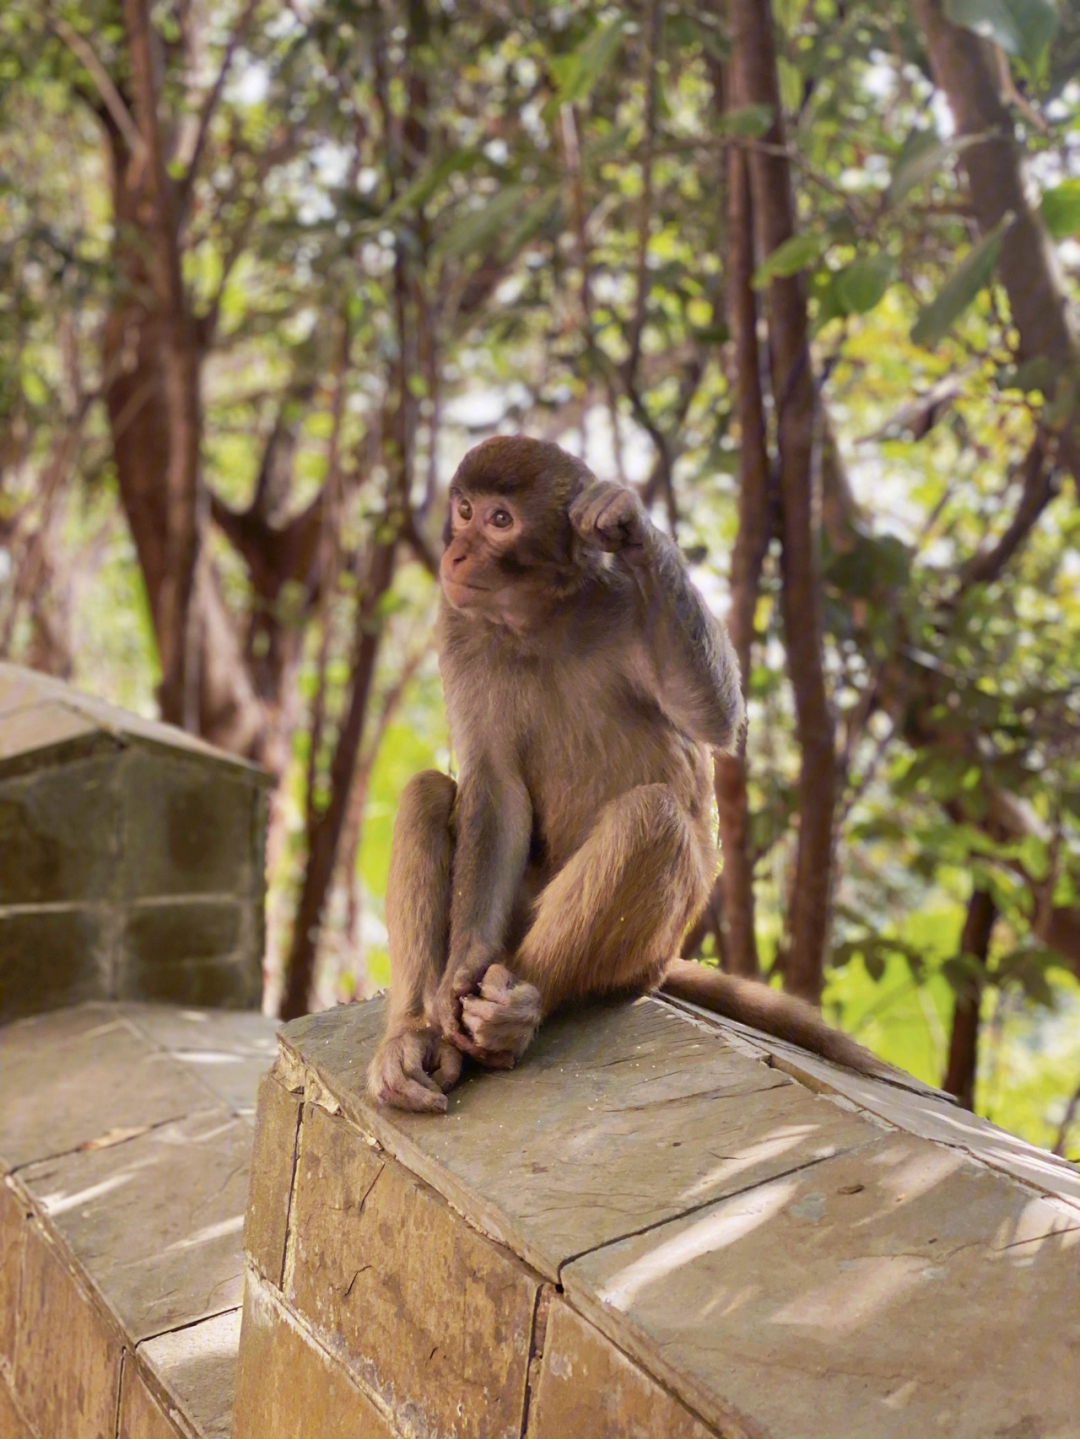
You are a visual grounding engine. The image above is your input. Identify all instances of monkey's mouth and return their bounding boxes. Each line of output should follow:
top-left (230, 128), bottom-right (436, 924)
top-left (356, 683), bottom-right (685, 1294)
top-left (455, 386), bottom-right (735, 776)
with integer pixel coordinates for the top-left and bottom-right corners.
top-left (442, 578), bottom-right (493, 608)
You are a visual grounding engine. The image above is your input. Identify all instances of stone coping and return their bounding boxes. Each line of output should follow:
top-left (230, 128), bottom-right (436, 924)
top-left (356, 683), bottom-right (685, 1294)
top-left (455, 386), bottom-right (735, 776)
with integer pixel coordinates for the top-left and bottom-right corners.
top-left (0, 663), bottom-right (270, 780)
top-left (0, 1002), bottom-right (278, 1439)
top-left (260, 992), bottom-right (1080, 1439)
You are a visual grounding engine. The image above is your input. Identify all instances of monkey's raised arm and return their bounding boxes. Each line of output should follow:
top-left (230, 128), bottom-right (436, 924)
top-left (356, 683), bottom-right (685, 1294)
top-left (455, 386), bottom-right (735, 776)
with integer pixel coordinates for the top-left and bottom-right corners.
top-left (432, 761), bottom-right (532, 1035)
top-left (569, 482), bottom-right (744, 749)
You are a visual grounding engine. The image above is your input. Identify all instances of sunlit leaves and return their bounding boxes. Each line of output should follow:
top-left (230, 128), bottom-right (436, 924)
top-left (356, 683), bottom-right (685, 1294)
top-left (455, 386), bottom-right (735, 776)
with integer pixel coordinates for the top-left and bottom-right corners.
top-left (910, 212), bottom-right (1012, 349)
top-left (944, 0), bottom-right (1058, 69)
top-left (548, 18), bottom-right (624, 106)
top-left (1041, 179), bottom-right (1080, 240)
top-left (751, 232), bottom-right (823, 288)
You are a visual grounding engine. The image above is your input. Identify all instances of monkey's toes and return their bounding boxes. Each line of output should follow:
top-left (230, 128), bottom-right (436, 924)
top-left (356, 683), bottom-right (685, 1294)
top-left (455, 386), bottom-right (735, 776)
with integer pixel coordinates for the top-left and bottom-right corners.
top-left (367, 1031), bottom-right (451, 1113)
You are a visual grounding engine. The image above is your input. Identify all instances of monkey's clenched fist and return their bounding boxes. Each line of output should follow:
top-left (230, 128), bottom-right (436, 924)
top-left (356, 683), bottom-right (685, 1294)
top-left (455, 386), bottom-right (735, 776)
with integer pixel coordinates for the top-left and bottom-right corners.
top-left (368, 1024), bottom-right (463, 1114)
top-left (569, 480), bottom-right (649, 556)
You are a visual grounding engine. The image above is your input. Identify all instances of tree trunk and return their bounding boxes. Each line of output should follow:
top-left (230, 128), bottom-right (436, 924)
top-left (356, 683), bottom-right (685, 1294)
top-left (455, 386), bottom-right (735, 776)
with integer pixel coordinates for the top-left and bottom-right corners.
top-left (713, 135), bottom-right (770, 978)
top-left (278, 536), bottom-right (397, 1021)
top-left (729, 0), bottom-right (836, 1002)
top-left (912, 0), bottom-right (1080, 480)
top-left (943, 887), bottom-right (997, 1109)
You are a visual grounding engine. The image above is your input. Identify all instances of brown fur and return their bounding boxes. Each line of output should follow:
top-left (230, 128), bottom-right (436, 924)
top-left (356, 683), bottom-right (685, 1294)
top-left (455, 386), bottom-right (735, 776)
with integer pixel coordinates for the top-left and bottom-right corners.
top-left (367, 437), bottom-right (883, 1114)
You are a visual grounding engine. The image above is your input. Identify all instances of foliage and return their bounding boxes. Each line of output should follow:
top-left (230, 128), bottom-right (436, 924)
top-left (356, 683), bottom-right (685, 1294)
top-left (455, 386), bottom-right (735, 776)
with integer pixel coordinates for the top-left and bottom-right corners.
top-left (1, 0), bottom-right (1079, 1157)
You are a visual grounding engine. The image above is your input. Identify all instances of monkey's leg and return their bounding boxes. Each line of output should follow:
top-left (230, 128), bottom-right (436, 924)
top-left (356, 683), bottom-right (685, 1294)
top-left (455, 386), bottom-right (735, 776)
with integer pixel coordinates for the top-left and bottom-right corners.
top-left (367, 770), bottom-right (464, 1113)
top-left (459, 784), bottom-right (714, 1059)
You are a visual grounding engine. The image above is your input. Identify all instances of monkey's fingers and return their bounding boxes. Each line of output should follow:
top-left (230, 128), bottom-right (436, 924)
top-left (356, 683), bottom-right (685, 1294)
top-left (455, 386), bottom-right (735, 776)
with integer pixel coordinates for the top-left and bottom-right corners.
top-left (447, 1028), bottom-right (518, 1069)
top-left (461, 985), bottom-right (540, 1060)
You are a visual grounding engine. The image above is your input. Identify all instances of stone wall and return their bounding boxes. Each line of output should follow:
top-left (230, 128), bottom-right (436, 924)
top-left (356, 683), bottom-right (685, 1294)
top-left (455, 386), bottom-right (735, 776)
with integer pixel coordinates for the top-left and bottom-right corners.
top-left (0, 664), bottom-right (268, 1023)
top-left (233, 994), bottom-right (1080, 1439)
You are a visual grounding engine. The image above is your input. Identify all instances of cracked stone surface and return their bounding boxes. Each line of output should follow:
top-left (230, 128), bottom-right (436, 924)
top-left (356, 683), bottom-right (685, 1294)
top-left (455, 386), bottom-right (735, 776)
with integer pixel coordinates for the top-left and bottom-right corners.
top-left (266, 990), bottom-right (1080, 1439)
top-left (0, 1001), bottom-right (277, 1439)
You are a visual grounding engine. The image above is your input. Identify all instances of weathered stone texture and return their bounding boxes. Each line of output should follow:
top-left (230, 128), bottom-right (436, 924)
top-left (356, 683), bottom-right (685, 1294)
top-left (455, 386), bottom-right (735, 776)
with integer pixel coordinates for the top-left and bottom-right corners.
top-left (286, 1101), bottom-right (540, 1439)
top-left (566, 1133), bottom-right (1080, 1439)
top-left (233, 1271), bottom-right (396, 1439)
top-left (139, 1308), bottom-right (243, 1439)
top-left (528, 1299), bottom-right (723, 1439)
top-left (0, 1002), bottom-right (276, 1439)
top-left (0, 1184), bottom-right (25, 1366)
top-left (244, 1073), bottom-right (301, 1286)
top-left (118, 1359), bottom-right (191, 1439)
top-left (21, 1108), bottom-right (251, 1340)
top-left (0, 662), bottom-right (268, 1024)
top-left (12, 1220), bottom-right (122, 1439)
top-left (0, 1371), bottom-right (34, 1439)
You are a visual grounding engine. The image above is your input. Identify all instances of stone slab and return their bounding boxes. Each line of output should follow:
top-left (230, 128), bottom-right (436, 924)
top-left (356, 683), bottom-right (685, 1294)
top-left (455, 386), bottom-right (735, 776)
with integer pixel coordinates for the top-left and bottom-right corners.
top-left (138, 1307), bottom-right (242, 1439)
top-left (20, 1108), bottom-right (251, 1340)
top-left (286, 1101), bottom-right (539, 1439)
top-left (669, 1000), bottom-right (1080, 1208)
top-left (233, 1271), bottom-right (396, 1439)
top-left (244, 1073), bottom-right (301, 1284)
top-left (0, 1184), bottom-right (25, 1366)
top-left (118, 1358), bottom-right (192, 1439)
top-left (119, 1004), bottom-right (278, 1119)
top-left (0, 1371), bottom-right (34, 1439)
top-left (280, 995), bottom-right (882, 1277)
top-left (528, 1298), bottom-right (724, 1439)
top-left (12, 1217), bottom-right (122, 1439)
top-left (565, 1131), bottom-right (1080, 1439)
top-left (0, 1007), bottom-right (220, 1171)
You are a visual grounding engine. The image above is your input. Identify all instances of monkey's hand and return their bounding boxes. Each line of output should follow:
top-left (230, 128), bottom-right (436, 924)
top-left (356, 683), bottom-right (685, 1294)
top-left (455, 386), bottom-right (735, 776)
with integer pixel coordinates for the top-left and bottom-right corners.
top-left (569, 481), bottom-right (649, 558)
top-left (447, 964), bottom-right (542, 1069)
top-left (367, 1023), bottom-right (463, 1114)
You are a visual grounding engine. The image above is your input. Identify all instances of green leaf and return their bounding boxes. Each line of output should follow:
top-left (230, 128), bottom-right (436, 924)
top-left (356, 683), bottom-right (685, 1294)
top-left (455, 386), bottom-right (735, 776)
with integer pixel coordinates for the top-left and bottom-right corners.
top-left (552, 20), bottom-right (624, 106)
top-left (435, 184), bottom-right (532, 258)
top-left (751, 232), bottom-right (823, 289)
top-left (887, 128), bottom-right (947, 208)
top-left (910, 212), bottom-right (1012, 350)
top-left (832, 253), bottom-right (896, 315)
top-left (716, 103), bottom-right (774, 137)
top-left (1041, 178), bottom-right (1080, 239)
top-left (944, 0), bottom-right (1058, 69)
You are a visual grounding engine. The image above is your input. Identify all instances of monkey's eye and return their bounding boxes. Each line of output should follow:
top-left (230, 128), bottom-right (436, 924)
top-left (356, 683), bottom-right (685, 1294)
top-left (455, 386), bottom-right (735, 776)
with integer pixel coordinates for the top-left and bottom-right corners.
top-left (456, 497), bottom-right (473, 522)
top-left (489, 508), bottom-right (513, 529)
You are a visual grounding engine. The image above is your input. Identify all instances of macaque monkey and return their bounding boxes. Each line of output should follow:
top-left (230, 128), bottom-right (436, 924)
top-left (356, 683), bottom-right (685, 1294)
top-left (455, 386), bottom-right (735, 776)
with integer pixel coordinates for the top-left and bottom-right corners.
top-left (369, 437), bottom-right (885, 1112)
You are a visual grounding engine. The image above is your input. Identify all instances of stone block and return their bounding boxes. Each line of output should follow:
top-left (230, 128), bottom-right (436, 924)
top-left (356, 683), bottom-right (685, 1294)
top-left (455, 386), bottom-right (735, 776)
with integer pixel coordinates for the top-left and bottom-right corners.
top-left (120, 1004), bottom-right (278, 1118)
top-left (20, 1108), bottom-right (251, 1340)
top-left (0, 1184), bottom-right (27, 1369)
top-left (280, 997), bottom-right (880, 1276)
top-left (0, 755), bottom-right (120, 905)
top-left (0, 1007), bottom-right (216, 1171)
top-left (565, 1132), bottom-right (1080, 1439)
top-left (0, 1371), bottom-right (34, 1439)
top-left (12, 1219), bottom-right (122, 1439)
top-left (528, 1299), bottom-right (720, 1439)
top-left (0, 907), bottom-right (109, 1026)
top-left (139, 1307), bottom-right (242, 1439)
top-left (118, 1358), bottom-right (191, 1439)
top-left (244, 1073), bottom-right (301, 1285)
top-left (233, 1270), bottom-right (396, 1439)
top-left (118, 904), bottom-right (259, 1009)
top-left (121, 754), bottom-right (255, 900)
top-left (287, 1102), bottom-right (539, 1439)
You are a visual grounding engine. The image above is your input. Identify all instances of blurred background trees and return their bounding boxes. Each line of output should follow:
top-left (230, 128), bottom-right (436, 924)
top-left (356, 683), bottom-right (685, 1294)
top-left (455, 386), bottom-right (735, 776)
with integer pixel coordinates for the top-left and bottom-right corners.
top-left (2, 0), bottom-right (1079, 1155)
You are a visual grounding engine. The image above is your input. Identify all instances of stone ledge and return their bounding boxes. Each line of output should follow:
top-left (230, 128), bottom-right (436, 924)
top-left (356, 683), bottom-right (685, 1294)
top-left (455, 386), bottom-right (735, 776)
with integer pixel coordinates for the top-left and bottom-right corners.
top-left (238, 992), bottom-right (1080, 1439)
top-left (0, 1002), bottom-right (277, 1439)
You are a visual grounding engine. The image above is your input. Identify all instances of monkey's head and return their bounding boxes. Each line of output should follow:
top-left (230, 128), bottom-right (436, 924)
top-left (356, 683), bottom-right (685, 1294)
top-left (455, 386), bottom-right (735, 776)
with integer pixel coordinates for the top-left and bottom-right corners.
top-left (440, 436), bottom-right (597, 624)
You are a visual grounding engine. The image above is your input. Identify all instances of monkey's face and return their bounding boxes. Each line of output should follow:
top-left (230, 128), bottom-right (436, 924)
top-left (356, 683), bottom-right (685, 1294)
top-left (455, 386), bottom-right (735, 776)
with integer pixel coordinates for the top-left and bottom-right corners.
top-left (439, 437), bottom-right (592, 625)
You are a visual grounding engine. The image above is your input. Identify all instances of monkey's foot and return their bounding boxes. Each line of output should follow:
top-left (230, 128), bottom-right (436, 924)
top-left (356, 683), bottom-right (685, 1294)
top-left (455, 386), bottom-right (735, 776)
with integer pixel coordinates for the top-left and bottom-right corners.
top-left (367, 1026), bottom-right (463, 1113)
top-left (455, 964), bottom-right (541, 1068)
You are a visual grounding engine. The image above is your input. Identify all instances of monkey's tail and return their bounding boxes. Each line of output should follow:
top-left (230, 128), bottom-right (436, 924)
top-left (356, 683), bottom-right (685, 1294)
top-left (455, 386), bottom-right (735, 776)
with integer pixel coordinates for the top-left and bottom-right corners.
top-left (659, 959), bottom-right (893, 1080)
